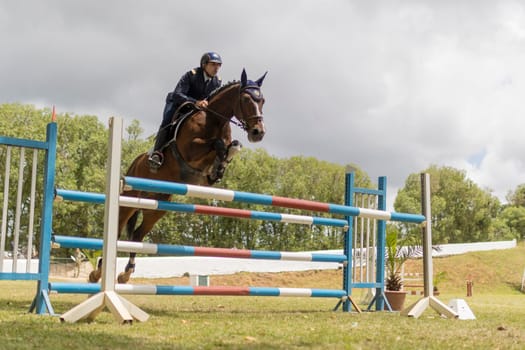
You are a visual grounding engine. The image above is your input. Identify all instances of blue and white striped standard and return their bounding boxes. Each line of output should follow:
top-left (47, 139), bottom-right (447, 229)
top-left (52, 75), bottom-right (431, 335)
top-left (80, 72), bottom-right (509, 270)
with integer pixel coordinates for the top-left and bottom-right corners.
top-left (52, 235), bottom-right (347, 263)
top-left (49, 282), bottom-right (347, 298)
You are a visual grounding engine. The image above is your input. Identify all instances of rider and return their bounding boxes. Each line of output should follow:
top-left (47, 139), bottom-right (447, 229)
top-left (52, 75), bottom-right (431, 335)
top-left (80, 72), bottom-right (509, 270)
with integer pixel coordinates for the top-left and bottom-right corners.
top-left (148, 52), bottom-right (223, 169)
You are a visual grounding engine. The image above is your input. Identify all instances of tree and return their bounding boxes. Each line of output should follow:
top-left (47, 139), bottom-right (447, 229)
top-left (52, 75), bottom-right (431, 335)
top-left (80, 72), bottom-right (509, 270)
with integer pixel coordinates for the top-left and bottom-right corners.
top-left (394, 165), bottom-right (503, 243)
top-left (0, 104), bottom-right (152, 258)
top-left (499, 206), bottom-right (525, 239)
top-left (0, 104), bottom-right (52, 257)
top-left (506, 184), bottom-right (525, 207)
top-left (0, 103), bottom-right (380, 252)
top-left (125, 119), bottom-right (144, 142)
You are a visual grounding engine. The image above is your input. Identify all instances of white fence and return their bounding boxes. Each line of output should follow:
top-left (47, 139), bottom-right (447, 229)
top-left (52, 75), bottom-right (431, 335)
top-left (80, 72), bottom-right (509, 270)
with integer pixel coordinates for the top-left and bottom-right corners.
top-left (433, 240), bottom-right (516, 257)
top-left (115, 240), bottom-right (518, 278)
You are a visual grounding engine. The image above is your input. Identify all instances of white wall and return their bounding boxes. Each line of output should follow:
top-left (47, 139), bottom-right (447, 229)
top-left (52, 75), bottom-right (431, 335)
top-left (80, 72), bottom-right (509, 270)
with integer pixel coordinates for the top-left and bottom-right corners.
top-left (2, 240), bottom-right (517, 278)
top-left (117, 240), bottom-right (518, 278)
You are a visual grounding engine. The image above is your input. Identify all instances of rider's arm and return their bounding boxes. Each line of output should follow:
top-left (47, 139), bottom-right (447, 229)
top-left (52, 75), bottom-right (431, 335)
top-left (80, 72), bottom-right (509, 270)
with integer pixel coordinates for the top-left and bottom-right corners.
top-left (172, 70), bottom-right (197, 106)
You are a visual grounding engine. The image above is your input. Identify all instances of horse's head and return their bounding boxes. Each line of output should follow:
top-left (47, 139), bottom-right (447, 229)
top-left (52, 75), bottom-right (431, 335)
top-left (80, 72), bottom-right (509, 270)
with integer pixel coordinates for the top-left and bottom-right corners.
top-left (236, 69), bottom-right (267, 143)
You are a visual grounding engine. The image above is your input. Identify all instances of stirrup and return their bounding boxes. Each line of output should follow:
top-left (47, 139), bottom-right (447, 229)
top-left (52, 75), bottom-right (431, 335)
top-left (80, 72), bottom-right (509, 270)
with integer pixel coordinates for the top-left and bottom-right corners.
top-left (148, 151), bottom-right (164, 169)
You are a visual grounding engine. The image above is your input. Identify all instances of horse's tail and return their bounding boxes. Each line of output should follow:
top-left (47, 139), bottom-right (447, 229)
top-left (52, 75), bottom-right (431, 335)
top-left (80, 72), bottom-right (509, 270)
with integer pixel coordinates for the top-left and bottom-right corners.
top-left (126, 211), bottom-right (140, 240)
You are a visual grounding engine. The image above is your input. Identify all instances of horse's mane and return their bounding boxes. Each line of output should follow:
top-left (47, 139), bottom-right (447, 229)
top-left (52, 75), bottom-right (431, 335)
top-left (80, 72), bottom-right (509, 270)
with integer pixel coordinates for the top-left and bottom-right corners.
top-left (208, 80), bottom-right (240, 101)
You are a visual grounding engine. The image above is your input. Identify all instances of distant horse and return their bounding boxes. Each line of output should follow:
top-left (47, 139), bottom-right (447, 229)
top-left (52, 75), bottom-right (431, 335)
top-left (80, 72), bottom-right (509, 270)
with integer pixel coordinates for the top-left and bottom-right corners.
top-left (89, 69), bottom-right (267, 283)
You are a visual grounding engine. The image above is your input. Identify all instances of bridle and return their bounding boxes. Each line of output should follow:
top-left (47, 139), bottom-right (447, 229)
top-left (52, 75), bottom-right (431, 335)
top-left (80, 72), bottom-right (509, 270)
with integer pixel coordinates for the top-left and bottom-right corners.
top-left (201, 84), bottom-right (264, 132)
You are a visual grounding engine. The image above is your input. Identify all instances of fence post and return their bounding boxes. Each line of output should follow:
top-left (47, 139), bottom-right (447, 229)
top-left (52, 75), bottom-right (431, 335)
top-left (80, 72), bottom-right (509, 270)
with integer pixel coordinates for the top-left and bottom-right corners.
top-left (59, 116), bottom-right (149, 324)
top-left (342, 172), bottom-right (354, 312)
top-left (401, 173), bottom-right (458, 318)
top-left (374, 176), bottom-right (387, 310)
top-left (33, 121), bottom-right (57, 315)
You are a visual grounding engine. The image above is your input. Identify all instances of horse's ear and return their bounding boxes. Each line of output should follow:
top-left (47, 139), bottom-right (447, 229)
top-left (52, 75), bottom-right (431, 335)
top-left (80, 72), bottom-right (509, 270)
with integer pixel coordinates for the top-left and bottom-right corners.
top-left (255, 71), bottom-right (267, 87)
top-left (241, 69), bottom-right (247, 87)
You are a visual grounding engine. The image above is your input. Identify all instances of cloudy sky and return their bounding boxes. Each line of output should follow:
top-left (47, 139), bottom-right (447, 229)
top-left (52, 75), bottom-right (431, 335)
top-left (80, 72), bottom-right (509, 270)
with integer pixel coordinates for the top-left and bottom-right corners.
top-left (2, 1), bottom-right (525, 208)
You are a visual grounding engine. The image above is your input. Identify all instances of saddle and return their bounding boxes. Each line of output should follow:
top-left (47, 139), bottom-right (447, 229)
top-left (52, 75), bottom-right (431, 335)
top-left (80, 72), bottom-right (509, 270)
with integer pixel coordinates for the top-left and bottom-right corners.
top-left (166, 102), bottom-right (199, 146)
top-left (147, 102), bottom-right (198, 166)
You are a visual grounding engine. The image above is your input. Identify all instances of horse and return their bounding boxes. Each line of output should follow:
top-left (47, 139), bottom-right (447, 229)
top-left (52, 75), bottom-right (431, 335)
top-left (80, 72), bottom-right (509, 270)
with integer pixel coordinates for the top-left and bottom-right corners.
top-left (89, 69), bottom-right (267, 283)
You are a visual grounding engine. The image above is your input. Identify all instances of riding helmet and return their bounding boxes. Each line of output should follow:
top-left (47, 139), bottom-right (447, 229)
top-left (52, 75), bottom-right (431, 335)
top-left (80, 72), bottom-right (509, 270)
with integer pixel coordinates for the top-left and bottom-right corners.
top-left (200, 52), bottom-right (222, 67)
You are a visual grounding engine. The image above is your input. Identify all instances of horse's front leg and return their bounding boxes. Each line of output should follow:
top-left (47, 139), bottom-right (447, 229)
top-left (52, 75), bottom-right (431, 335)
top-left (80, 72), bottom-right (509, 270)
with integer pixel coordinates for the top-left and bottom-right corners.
top-left (207, 139), bottom-right (242, 184)
top-left (225, 140), bottom-right (242, 162)
top-left (117, 209), bottom-right (167, 284)
top-left (88, 207), bottom-right (137, 283)
top-left (207, 139), bottom-right (227, 183)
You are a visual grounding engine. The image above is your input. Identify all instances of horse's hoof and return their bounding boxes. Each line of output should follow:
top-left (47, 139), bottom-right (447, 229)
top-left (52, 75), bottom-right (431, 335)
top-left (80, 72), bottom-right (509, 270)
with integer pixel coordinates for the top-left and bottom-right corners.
top-left (88, 270), bottom-right (101, 283)
top-left (117, 272), bottom-right (130, 284)
top-left (148, 167), bottom-right (158, 174)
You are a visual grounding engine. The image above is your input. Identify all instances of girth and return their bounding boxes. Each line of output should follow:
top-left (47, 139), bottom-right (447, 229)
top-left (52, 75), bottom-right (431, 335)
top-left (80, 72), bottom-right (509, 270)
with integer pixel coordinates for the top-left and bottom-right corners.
top-left (169, 143), bottom-right (209, 184)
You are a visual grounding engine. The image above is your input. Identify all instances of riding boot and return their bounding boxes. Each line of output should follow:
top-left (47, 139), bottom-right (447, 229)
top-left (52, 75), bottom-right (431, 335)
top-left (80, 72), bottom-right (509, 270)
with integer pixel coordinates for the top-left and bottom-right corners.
top-left (148, 126), bottom-right (171, 169)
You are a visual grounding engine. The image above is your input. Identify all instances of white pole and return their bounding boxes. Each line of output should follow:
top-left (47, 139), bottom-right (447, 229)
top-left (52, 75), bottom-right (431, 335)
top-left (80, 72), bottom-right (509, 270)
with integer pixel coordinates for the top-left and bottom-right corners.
top-left (421, 173), bottom-right (433, 297)
top-left (359, 195), bottom-right (364, 281)
top-left (101, 116), bottom-right (123, 293)
top-left (13, 147), bottom-right (25, 272)
top-left (60, 117), bottom-right (148, 323)
top-left (0, 147), bottom-right (12, 271)
top-left (26, 149), bottom-right (38, 272)
top-left (401, 173), bottom-right (458, 318)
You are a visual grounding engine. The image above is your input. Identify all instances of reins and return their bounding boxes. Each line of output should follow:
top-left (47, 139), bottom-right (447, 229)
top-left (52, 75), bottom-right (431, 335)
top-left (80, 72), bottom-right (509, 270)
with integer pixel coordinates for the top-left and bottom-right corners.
top-left (156, 104), bottom-right (242, 133)
top-left (201, 85), bottom-right (264, 131)
top-left (200, 106), bottom-right (248, 131)
top-left (164, 83), bottom-right (264, 133)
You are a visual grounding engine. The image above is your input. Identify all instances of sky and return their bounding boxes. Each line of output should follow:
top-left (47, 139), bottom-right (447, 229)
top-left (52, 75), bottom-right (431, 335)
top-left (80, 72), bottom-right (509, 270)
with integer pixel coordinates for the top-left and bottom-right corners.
top-left (2, 1), bottom-right (525, 209)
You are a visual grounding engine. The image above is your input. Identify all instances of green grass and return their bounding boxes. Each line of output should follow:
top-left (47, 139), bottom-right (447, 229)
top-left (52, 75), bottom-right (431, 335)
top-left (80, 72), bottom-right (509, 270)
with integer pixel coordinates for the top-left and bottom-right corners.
top-left (2, 245), bottom-right (525, 349)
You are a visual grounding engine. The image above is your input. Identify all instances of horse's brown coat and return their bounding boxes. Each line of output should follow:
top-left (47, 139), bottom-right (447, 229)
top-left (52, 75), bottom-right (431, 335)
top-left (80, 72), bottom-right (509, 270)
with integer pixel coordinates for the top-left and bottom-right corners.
top-left (89, 70), bottom-right (267, 283)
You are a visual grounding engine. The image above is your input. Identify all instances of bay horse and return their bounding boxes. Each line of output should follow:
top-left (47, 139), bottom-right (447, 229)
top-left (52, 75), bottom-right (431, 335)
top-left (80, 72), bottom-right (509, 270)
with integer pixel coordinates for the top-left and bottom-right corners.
top-left (89, 69), bottom-right (267, 283)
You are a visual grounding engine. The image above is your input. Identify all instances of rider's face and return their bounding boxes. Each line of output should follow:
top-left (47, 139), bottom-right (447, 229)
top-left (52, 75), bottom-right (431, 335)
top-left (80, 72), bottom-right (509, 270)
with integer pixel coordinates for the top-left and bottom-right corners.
top-left (204, 62), bottom-right (221, 77)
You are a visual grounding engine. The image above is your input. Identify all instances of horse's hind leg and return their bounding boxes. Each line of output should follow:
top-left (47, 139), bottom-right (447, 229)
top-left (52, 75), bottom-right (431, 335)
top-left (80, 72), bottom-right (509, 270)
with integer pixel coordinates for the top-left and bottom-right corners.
top-left (88, 256), bottom-right (103, 283)
top-left (88, 206), bottom-right (138, 283)
top-left (117, 209), bottom-right (167, 283)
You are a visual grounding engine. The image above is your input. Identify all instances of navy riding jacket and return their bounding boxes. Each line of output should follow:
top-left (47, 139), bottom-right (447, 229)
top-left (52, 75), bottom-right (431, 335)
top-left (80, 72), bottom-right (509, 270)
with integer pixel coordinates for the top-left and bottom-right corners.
top-left (161, 67), bottom-right (222, 126)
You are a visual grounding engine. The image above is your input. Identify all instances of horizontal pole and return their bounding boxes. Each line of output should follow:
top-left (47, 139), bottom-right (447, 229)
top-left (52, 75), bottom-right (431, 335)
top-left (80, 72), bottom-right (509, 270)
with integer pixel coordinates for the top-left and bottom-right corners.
top-left (0, 136), bottom-right (49, 150)
top-left (124, 176), bottom-right (425, 223)
top-left (52, 235), bottom-right (347, 263)
top-left (351, 187), bottom-right (384, 196)
top-left (0, 272), bottom-right (42, 281)
top-left (55, 189), bottom-right (349, 228)
top-left (49, 282), bottom-right (347, 298)
top-left (55, 189), bottom-right (105, 204)
top-left (350, 282), bottom-right (383, 289)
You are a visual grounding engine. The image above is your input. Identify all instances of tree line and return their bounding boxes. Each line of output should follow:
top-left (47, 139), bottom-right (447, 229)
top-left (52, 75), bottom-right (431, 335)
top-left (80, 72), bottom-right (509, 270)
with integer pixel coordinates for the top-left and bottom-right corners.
top-left (1, 103), bottom-right (524, 258)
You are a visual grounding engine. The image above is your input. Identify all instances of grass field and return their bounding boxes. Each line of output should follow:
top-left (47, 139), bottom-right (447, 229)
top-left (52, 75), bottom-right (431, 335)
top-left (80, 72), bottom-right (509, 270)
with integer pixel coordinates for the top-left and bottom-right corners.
top-left (1, 244), bottom-right (525, 349)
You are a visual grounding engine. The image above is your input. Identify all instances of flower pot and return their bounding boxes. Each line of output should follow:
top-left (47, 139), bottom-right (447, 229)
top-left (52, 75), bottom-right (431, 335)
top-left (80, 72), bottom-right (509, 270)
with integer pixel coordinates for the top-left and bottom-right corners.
top-left (384, 290), bottom-right (407, 311)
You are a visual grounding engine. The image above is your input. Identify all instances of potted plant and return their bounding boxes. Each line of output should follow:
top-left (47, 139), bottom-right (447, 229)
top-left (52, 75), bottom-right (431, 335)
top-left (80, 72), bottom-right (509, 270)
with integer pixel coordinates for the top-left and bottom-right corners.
top-left (384, 227), bottom-right (422, 311)
top-left (432, 271), bottom-right (448, 296)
